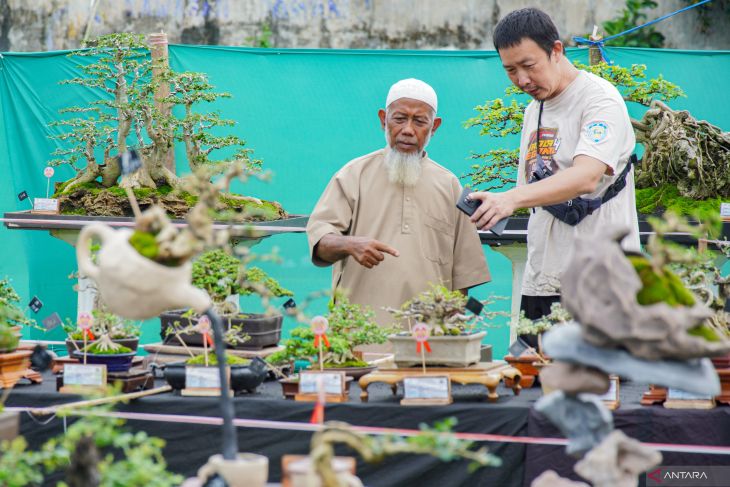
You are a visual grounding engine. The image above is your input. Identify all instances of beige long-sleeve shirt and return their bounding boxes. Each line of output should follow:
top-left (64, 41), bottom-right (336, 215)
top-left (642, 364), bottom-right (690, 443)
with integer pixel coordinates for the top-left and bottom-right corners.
top-left (307, 149), bottom-right (490, 326)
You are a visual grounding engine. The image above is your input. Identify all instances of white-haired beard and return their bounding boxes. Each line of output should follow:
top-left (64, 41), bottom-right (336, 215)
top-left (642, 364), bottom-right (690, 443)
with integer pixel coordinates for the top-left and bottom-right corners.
top-left (383, 129), bottom-right (431, 187)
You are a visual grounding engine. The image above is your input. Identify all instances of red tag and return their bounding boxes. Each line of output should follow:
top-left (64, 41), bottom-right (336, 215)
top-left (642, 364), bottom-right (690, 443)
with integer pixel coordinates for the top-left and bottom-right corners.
top-left (413, 323), bottom-right (431, 354)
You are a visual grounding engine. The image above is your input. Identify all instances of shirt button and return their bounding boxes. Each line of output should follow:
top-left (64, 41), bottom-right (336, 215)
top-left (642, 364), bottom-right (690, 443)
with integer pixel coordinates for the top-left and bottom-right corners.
top-left (404, 224), bottom-right (409, 230)
top-left (405, 197), bottom-right (410, 202)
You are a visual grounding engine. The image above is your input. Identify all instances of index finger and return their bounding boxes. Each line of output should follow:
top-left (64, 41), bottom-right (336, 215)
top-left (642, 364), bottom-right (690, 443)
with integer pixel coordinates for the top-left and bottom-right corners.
top-left (374, 241), bottom-right (399, 257)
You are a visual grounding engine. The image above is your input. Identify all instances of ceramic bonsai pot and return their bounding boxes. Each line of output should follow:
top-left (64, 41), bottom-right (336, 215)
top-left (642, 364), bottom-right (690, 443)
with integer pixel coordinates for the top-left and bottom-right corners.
top-left (503, 354), bottom-right (541, 388)
top-left (160, 310), bottom-right (282, 350)
top-left (71, 350), bottom-right (136, 373)
top-left (163, 357), bottom-right (268, 393)
top-left (322, 365), bottom-right (377, 380)
top-left (0, 350), bottom-right (32, 388)
top-left (389, 331), bottom-right (486, 368)
top-left (198, 453), bottom-right (268, 487)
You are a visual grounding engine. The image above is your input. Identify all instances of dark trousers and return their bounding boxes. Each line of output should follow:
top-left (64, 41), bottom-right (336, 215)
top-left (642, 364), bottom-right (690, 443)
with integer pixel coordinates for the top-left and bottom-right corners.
top-left (518, 294), bottom-right (560, 350)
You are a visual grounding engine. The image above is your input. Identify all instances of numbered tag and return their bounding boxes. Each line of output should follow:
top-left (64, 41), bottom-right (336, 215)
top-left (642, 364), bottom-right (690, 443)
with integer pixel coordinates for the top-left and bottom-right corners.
top-left (28, 296), bottom-right (43, 313)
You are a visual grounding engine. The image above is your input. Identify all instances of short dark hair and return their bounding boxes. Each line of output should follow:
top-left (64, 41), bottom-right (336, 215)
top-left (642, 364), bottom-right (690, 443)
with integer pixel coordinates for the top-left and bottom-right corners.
top-left (493, 8), bottom-right (560, 57)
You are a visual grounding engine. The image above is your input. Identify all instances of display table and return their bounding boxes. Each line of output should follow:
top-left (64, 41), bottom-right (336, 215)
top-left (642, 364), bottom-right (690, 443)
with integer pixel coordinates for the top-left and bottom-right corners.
top-left (7, 373), bottom-right (730, 487)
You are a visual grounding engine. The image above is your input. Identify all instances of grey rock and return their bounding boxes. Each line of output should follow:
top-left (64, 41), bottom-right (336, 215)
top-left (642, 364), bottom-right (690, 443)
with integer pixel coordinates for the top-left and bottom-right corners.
top-left (531, 470), bottom-right (590, 487)
top-left (560, 227), bottom-right (730, 360)
top-left (535, 391), bottom-right (614, 457)
top-left (540, 361), bottom-right (610, 395)
top-left (574, 430), bottom-right (662, 487)
top-left (543, 323), bottom-right (721, 397)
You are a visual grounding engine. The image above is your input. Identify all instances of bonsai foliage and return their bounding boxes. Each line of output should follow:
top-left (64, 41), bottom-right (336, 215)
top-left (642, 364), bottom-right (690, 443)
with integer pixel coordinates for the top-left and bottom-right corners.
top-left (48, 33), bottom-right (272, 217)
top-left (0, 402), bottom-right (182, 487)
top-left (267, 296), bottom-right (394, 367)
top-left (0, 279), bottom-right (36, 330)
top-left (462, 60), bottom-right (730, 213)
top-left (0, 325), bottom-right (18, 353)
top-left (64, 310), bottom-right (140, 341)
top-left (309, 418), bottom-right (500, 487)
top-left (191, 249), bottom-right (293, 314)
top-left (388, 284), bottom-right (503, 336)
top-left (515, 302), bottom-right (572, 336)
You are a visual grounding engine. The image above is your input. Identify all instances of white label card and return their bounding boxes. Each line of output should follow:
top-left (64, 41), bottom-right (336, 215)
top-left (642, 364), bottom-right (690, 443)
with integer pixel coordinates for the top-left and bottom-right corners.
top-left (33, 198), bottom-right (59, 212)
top-left (721, 202), bottom-right (730, 218)
top-left (667, 388), bottom-right (713, 400)
top-left (403, 376), bottom-right (450, 400)
top-left (63, 364), bottom-right (106, 386)
top-left (299, 372), bottom-right (344, 395)
top-left (185, 366), bottom-right (222, 389)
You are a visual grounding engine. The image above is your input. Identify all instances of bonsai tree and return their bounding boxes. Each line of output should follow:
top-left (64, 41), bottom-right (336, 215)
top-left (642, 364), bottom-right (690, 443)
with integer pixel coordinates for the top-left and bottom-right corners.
top-left (0, 401), bottom-right (182, 487)
top-left (464, 60), bottom-right (730, 217)
top-left (0, 325), bottom-right (18, 354)
top-left (267, 296), bottom-right (394, 369)
top-left (49, 33), bottom-right (285, 220)
top-left (0, 279), bottom-right (36, 331)
top-left (515, 302), bottom-right (572, 356)
top-left (191, 248), bottom-right (293, 316)
top-left (308, 417), bottom-right (501, 487)
top-left (387, 284), bottom-right (503, 336)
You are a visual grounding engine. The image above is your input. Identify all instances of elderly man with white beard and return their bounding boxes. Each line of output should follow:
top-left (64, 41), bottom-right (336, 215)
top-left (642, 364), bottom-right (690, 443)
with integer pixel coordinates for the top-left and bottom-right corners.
top-left (306, 78), bottom-right (491, 325)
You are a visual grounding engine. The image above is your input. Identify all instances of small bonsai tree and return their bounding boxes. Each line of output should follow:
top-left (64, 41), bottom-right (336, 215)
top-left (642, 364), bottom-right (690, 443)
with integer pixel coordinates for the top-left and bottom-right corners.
top-left (0, 400), bottom-right (182, 486)
top-left (0, 279), bottom-right (36, 330)
top-left (309, 418), bottom-right (501, 487)
top-left (267, 296), bottom-right (394, 369)
top-left (0, 325), bottom-right (18, 354)
top-left (387, 284), bottom-right (504, 336)
top-left (191, 248), bottom-right (293, 315)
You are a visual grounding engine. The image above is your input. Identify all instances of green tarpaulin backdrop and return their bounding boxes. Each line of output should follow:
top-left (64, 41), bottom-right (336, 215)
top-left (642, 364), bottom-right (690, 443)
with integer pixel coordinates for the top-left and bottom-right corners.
top-left (1, 45), bottom-right (729, 357)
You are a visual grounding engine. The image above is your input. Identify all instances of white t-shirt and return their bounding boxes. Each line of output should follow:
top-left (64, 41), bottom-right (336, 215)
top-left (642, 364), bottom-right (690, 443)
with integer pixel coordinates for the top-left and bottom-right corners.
top-left (517, 70), bottom-right (640, 297)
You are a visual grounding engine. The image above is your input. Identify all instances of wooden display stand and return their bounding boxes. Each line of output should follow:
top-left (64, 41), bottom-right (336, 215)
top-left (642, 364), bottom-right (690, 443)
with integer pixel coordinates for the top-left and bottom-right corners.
top-left (57, 367), bottom-right (154, 394)
top-left (358, 363), bottom-right (522, 403)
top-left (641, 384), bottom-right (717, 409)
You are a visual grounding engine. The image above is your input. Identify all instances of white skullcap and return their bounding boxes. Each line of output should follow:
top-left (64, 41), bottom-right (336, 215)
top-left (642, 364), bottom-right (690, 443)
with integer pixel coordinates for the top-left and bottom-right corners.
top-left (386, 78), bottom-right (438, 113)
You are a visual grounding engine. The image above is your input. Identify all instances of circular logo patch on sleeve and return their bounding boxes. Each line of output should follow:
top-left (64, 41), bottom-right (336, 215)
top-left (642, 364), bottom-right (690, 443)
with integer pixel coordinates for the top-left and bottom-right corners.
top-left (584, 121), bottom-right (609, 143)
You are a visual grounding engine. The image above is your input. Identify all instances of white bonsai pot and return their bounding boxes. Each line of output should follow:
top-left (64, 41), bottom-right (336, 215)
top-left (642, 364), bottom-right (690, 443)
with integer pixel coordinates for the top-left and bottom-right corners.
top-left (288, 456), bottom-right (362, 487)
top-left (197, 453), bottom-right (268, 487)
top-left (76, 223), bottom-right (211, 320)
top-left (389, 331), bottom-right (486, 368)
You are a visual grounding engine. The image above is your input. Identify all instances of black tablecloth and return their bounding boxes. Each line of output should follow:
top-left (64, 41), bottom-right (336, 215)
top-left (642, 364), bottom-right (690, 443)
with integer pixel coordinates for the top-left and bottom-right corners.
top-left (7, 374), bottom-right (730, 487)
top-left (7, 373), bottom-right (529, 487)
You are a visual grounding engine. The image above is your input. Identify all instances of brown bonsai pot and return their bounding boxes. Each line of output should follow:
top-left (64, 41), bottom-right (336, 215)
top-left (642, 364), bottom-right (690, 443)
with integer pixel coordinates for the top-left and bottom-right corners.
top-left (160, 310), bottom-right (282, 350)
top-left (503, 354), bottom-right (541, 388)
top-left (0, 350), bottom-right (32, 388)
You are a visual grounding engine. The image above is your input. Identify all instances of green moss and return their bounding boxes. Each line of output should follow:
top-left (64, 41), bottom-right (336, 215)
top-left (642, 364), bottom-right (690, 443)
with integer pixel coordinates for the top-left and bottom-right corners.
top-left (636, 184), bottom-right (721, 219)
top-left (217, 195), bottom-right (282, 220)
top-left (129, 231), bottom-right (159, 261)
top-left (186, 352), bottom-right (250, 366)
top-left (86, 343), bottom-right (132, 354)
top-left (688, 324), bottom-right (721, 342)
top-left (628, 255), bottom-right (695, 307)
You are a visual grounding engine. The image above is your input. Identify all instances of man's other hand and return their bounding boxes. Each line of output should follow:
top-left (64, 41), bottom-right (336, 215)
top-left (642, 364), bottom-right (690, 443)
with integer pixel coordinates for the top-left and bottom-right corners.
top-left (348, 237), bottom-right (399, 268)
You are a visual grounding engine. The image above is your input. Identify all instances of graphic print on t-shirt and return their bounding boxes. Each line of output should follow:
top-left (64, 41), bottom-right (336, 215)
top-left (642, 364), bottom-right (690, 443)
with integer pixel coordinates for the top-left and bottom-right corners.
top-left (525, 127), bottom-right (561, 182)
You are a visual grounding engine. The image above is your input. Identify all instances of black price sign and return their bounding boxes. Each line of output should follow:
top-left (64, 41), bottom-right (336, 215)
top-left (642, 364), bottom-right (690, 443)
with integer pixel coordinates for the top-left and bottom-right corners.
top-left (28, 296), bottom-right (43, 313)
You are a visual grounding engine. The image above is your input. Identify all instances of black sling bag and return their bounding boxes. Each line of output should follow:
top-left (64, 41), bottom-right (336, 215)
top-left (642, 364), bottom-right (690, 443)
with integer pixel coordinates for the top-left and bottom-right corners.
top-left (528, 101), bottom-right (637, 226)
